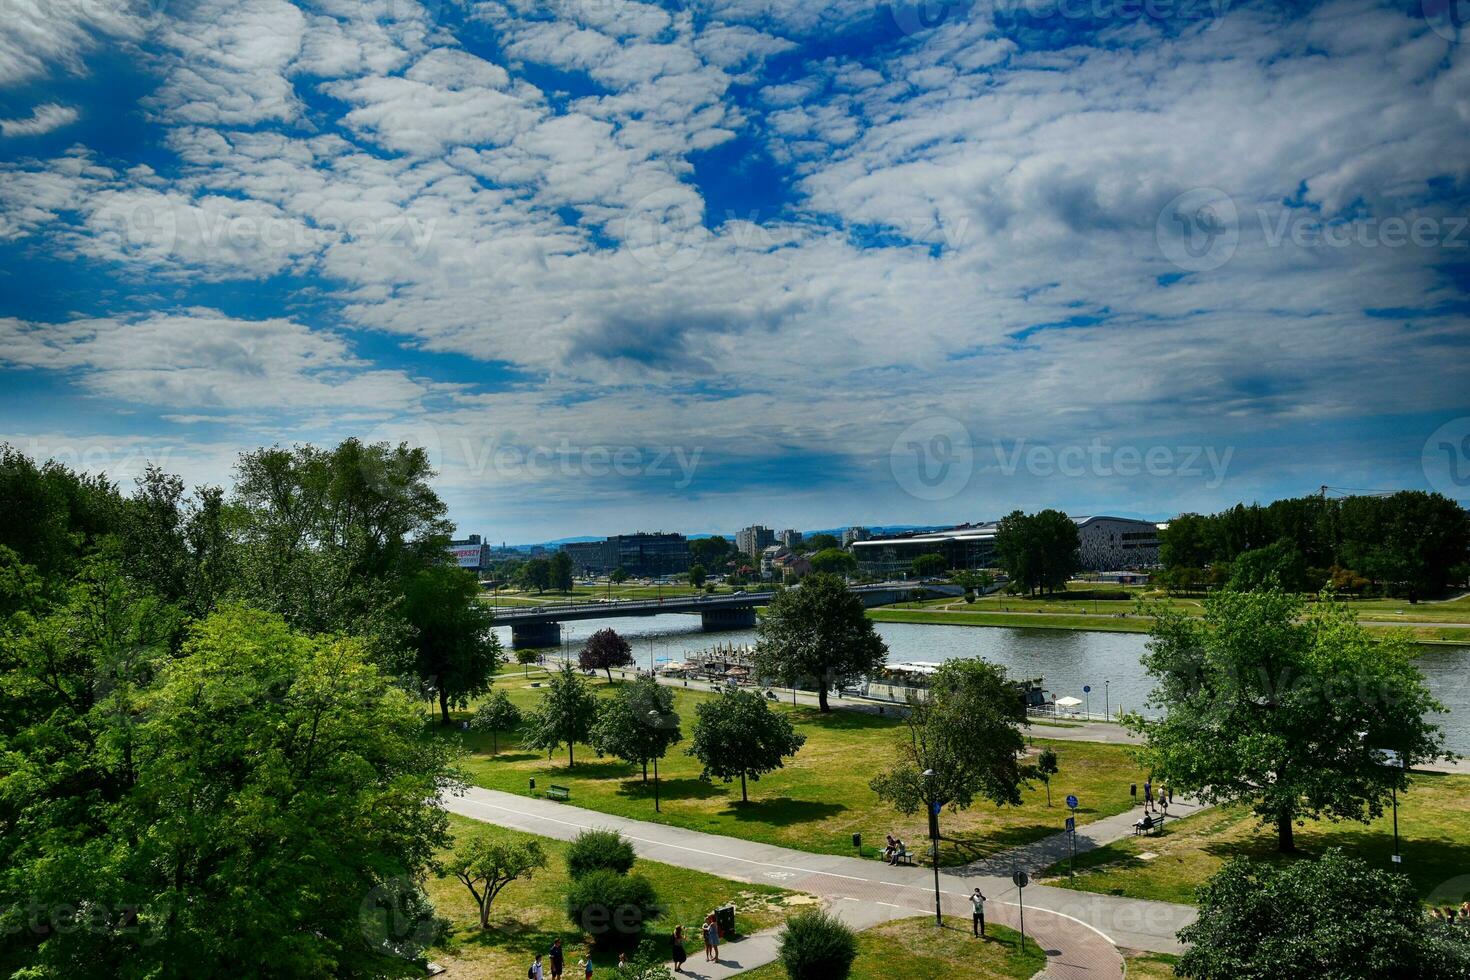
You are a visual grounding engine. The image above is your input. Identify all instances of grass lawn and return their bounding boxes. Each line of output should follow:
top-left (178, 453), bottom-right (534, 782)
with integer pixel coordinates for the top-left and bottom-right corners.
top-left (740, 916), bottom-right (1047, 980)
top-left (442, 670), bottom-right (1151, 867)
top-left (422, 814), bottom-right (806, 978)
top-left (1039, 772), bottom-right (1470, 905)
top-left (1123, 950), bottom-right (1182, 979)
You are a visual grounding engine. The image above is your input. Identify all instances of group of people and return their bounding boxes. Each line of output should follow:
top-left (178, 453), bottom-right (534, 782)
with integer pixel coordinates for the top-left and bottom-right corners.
top-left (882, 834), bottom-right (911, 865)
top-left (527, 939), bottom-right (593, 980)
top-left (1430, 903), bottom-right (1470, 926)
top-left (1142, 779), bottom-right (1173, 816)
top-left (670, 913), bottom-right (722, 972)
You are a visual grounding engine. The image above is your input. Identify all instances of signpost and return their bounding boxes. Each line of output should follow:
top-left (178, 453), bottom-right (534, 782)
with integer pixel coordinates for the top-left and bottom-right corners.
top-left (1065, 796), bottom-right (1080, 877)
top-left (1377, 749), bottom-right (1404, 864)
top-left (1012, 870), bottom-right (1029, 951)
top-left (1083, 685), bottom-right (1091, 718)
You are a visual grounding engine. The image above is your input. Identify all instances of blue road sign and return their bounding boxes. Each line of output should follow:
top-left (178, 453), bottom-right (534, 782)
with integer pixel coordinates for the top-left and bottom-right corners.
top-left (1083, 685), bottom-right (1091, 693)
top-left (1065, 816), bottom-right (1076, 832)
top-left (932, 801), bottom-right (943, 816)
top-left (1066, 794), bottom-right (1079, 810)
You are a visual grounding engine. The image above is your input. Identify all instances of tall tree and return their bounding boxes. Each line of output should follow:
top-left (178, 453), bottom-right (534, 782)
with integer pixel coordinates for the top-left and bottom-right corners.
top-left (402, 564), bottom-right (502, 724)
top-left (1129, 588), bottom-right (1446, 851)
top-left (518, 557), bottom-right (552, 593)
top-left (471, 690), bottom-right (522, 755)
top-left (870, 658), bottom-right (1032, 817)
top-left (580, 627), bottom-right (634, 683)
top-left (523, 663), bottom-right (600, 767)
top-left (755, 573), bottom-right (888, 712)
top-left (449, 833), bottom-right (548, 930)
top-left (689, 535), bottom-right (733, 568)
top-left (688, 563), bottom-right (707, 588)
top-left (590, 676), bottom-right (682, 783)
top-left (549, 549), bottom-right (575, 593)
top-left (688, 690), bottom-right (806, 802)
top-left (1159, 512), bottom-right (1216, 569)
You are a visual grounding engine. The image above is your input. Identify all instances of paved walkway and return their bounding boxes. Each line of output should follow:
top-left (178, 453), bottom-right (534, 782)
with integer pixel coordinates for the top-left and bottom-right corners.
top-left (445, 787), bottom-right (1200, 977)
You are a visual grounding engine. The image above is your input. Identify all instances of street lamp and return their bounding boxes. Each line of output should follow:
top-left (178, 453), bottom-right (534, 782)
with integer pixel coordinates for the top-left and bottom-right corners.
top-left (1104, 680), bottom-right (1110, 721)
top-left (923, 768), bottom-right (941, 926)
top-left (648, 710), bottom-right (663, 813)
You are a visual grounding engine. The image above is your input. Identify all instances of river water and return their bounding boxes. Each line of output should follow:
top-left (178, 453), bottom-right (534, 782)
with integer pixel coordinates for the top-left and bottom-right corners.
top-left (492, 616), bottom-right (1470, 754)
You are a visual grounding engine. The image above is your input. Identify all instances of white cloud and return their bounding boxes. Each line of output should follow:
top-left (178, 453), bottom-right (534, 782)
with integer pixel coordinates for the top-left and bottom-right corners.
top-left (0, 103), bottom-right (80, 137)
top-left (0, 0), bottom-right (148, 86)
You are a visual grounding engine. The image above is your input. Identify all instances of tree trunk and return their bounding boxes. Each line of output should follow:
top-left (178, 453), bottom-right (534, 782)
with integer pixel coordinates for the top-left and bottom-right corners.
top-left (818, 685), bottom-right (831, 713)
top-left (1045, 781), bottom-right (1051, 807)
top-left (606, 668), bottom-right (614, 685)
top-left (479, 899), bottom-right (490, 930)
top-left (1277, 812), bottom-right (1295, 852)
top-left (568, 743), bottom-right (575, 769)
top-left (642, 760), bottom-right (649, 783)
top-left (741, 772), bottom-right (748, 803)
top-left (439, 689), bottom-right (451, 726)
top-left (491, 730), bottom-right (498, 757)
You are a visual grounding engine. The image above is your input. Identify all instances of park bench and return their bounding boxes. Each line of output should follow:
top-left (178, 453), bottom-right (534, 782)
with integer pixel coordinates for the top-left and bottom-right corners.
top-left (546, 785), bottom-right (571, 801)
top-left (1132, 813), bottom-right (1166, 836)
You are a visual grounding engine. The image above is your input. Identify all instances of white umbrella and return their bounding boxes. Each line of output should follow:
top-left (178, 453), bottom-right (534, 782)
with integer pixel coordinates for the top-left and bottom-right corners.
top-left (1054, 696), bottom-right (1084, 708)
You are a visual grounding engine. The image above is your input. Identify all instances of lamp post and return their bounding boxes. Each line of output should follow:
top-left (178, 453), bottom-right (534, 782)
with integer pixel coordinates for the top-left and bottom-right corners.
top-left (923, 768), bottom-right (942, 926)
top-left (1104, 679), bottom-right (1110, 721)
top-left (648, 710), bottom-right (663, 813)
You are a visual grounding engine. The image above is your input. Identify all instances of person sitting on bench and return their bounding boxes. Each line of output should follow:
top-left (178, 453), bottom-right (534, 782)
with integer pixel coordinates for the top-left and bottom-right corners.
top-left (1133, 814), bottom-right (1154, 836)
top-left (889, 839), bottom-right (910, 865)
top-left (881, 834), bottom-right (898, 863)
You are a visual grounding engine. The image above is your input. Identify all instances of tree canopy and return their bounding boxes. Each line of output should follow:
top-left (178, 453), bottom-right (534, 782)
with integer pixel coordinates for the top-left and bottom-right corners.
top-left (449, 832), bottom-right (548, 930)
top-left (472, 689), bottom-right (523, 755)
top-left (1129, 587), bottom-right (1447, 851)
top-left (754, 573), bottom-right (888, 711)
top-left (688, 690), bottom-right (806, 802)
top-left (995, 509), bottom-right (1080, 595)
top-left (808, 548), bottom-right (857, 577)
top-left (523, 662), bottom-right (601, 767)
top-left (590, 675), bottom-right (682, 783)
top-left (580, 627), bottom-right (635, 683)
top-left (402, 564), bottom-right (502, 723)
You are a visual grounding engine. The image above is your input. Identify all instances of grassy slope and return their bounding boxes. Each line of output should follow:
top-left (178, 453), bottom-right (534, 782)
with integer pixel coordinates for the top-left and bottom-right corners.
top-left (740, 916), bottom-right (1047, 980)
top-left (423, 814), bottom-right (804, 978)
top-left (1039, 773), bottom-right (1470, 905)
top-left (1124, 950), bottom-right (1183, 979)
top-left (446, 669), bottom-right (1151, 867)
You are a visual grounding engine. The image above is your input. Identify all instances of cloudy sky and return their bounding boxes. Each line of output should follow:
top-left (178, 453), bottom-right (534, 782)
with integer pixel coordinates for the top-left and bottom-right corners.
top-left (1, 0), bottom-right (1467, 542)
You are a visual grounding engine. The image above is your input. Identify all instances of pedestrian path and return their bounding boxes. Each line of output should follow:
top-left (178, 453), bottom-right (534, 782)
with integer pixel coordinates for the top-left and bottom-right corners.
top-left (444, 787), bottom-right (1200, 977)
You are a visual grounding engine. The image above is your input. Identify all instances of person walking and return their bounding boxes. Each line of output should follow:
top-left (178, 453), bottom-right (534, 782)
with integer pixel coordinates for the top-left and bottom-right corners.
top-left (671, 925), bottom-right (688, 973)
top-left (971, 888), bottom-right (987, 938)
top-left (529, 953), bottom-right (544, 980)
top-left (549, 939), bottom-right (564, 980)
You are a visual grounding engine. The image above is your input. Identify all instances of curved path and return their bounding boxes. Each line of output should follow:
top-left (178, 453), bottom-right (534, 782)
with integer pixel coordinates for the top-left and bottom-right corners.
top-left (444, 787), bottom-right (1197, 978)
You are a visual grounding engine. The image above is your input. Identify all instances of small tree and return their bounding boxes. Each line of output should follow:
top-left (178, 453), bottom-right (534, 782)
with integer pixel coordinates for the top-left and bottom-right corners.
top-left (689, 564), bottom-right (707, 588)
top-left (777, 908), bottom-right (857, 980)
top-left (688, 690), bottom-right (806, 803)
top-left (755, 573), bottom-right (887, 712)
top-left (1036, 747), bottom-right (1059, 807)
top-left (610, 568), bottom-right (630, 584)
top-left (471, 690), bottom-right (522, 756)
top-left (523, 663), bottom-right (600, 768)
top-left (808, 548), bottom-right (857, 577)
top-left (566, 829), bottom-right (636, 878)
top-left (566, 870), bottom-right (662, 947)
top-left (911, 553), bottom-right (947, 578)
top-left (589, 676), bottom-right (682, 783)
top-left (1178, 850), bottom-right (1430, 979)
top-left (518, 557), bottom-right (552, 593)
top-left (449, 833), bottom-right (548, 930)
top-left (581, 627), bottom-right (634, 683)
top-left (550, 550), bottom-right (575, 593)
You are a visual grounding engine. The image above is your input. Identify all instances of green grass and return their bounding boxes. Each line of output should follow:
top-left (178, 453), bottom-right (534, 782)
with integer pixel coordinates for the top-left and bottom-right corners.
top-left (442, 673), bottom-right (1151, 867)
top-left (1040, 772), bottom-right (1470, 905)
top-left (740, 916), bottom-right (1047, 980)
top-left (422, 814), bottom-right (805, 977)
top-left (1124, 950), bottom-right (1182, 979)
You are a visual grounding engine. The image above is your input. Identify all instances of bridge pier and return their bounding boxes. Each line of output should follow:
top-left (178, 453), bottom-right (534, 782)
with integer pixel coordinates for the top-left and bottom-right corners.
top-left (511, 621), bottom-right (561, 649)
top-left (700, 606), bottom-right (757, 631)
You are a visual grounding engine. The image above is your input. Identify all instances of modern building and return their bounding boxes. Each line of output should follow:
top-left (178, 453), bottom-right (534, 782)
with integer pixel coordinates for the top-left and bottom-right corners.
top-left (778, 529), bottom-right (803, 548)
top-left (563, 532), bottom-right (690, 578)
top-left (851, 515), bottom-right (1161, 577)
top-left (447, 535), bottom-right (490, 571)
top-left (841, 526), bottom-right (872, 548)
top-left (760, 544), bottom-right (786, 580)
top-left (737, 524), bottom-right (776, 558)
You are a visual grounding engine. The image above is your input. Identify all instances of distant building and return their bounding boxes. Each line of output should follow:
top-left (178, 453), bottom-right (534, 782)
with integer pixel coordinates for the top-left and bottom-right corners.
top-left (771, 551), bottom-right (812, 582)
top-left (737, 525), bottom-right (776, 558)
top-left (564, 532), bottom-right (690, 578)
top-left (760, 544), bottom-right (787, 580)
top-left (778, 529), bottom-right (803, 548)
top-left (851, 515), bottom-right (1161, 577)
top-left (447, 535), bottom-right (490, 571)
top-left (841, 526), bottom-right (871, 548)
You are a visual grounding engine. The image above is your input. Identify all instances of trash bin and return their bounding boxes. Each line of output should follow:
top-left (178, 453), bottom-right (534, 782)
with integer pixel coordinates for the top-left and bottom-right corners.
top-left (715, 904), bottom-right (736, 938)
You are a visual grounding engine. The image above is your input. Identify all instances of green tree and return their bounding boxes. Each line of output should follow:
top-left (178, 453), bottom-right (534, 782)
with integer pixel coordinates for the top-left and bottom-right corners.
top-left (777, 908), bottom-right (858, 980)
top-left (688, 563), bottom-right (707, 587)
top-left (550, 549), bottom-right (575, 593)
top-left (519, 557), bottom-right (552, 593)
top-left (1036, 746), bottom-right (1060, 807)
top-left (0, 444), bottom-right (122, 581)
top-left (806, 533), bottom-right (841, 552)
top-left (1228, 539), bottom-right (1310, 592)
top-left (910, 552), bottom-right (948, 578)
top-left (589, 675), bottom-right (682, 783)
top-left (1159, 512), bottom-right (1218, 570)
top-left (1177, 850), bottom-right (1431, 979)
top-left (688, 690), bottom-right (806, 802)
top-left (1129, 588), bottom-right (1446, 851)
top-left (808, 548), bottom-right (857, 577)
top-left (870, 658), bottom-right (1033, 818)
top-left (609, 567), bottom-right (631, 584)
top-left (523, 663), bottom-right (601, 767)
top-left (754, 573), bottom-right (888, 712)
top-left (566, 870), bottom-right (662, 947)
top-left (580, 627), bottom-right (634, 683)
top-left (995, 510), bottom-right (1079, 595)
top-left (566, 829), bottom-right (637, 878)
top-left (449, 833), bottom-right (548, 930)
top-left (689, 535), bottom-right (732, 568)
top-left (403, 564), bottom-right (503, 724)
top-left (471, 690), bottom-right (522, 755)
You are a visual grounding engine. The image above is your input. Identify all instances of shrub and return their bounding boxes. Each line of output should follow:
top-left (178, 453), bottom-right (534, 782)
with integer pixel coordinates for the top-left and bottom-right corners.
top-left (566, 829), bottom-right (637, 879)
top-left (777, 908), bottom-right (857, 980)
top-left (565, 870), bottom-right (661, 947)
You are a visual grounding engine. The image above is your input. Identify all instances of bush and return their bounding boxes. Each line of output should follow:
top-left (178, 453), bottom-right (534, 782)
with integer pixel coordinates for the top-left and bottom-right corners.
top-left (777, 908), bottom-right (857, 980)
top-left (566, 829), bottom-right (637, 878)
top-left (565, 870), bottom-right (661, 947)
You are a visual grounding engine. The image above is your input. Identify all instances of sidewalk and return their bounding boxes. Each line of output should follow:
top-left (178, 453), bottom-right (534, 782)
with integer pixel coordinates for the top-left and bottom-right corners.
top-left (444, 787), bottom-right (1199, 976)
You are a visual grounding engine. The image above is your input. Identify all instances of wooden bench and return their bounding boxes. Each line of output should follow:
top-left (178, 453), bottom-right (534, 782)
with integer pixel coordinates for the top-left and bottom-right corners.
top-left (546, 785), bottom-right (571, 801)
top-left (886, 848), bottom-right (916, 867)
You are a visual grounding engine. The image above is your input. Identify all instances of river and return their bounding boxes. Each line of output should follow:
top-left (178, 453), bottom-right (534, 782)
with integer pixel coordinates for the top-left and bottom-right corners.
top-left (492, 615), bottom-right (1470, 754)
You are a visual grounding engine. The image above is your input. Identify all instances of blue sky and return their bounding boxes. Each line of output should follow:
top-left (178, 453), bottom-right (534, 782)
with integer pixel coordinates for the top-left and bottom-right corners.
top-left (1, 0), bottom-right (1468, 542)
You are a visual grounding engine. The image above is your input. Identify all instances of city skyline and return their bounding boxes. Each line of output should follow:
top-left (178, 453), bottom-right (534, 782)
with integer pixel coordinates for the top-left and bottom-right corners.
top-left (2, 0), bottom-right (1468, 541)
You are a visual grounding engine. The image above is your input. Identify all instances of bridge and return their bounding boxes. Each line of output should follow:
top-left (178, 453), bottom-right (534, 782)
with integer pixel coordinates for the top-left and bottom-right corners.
top-left (490, 584), bottom-right (959, 648)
